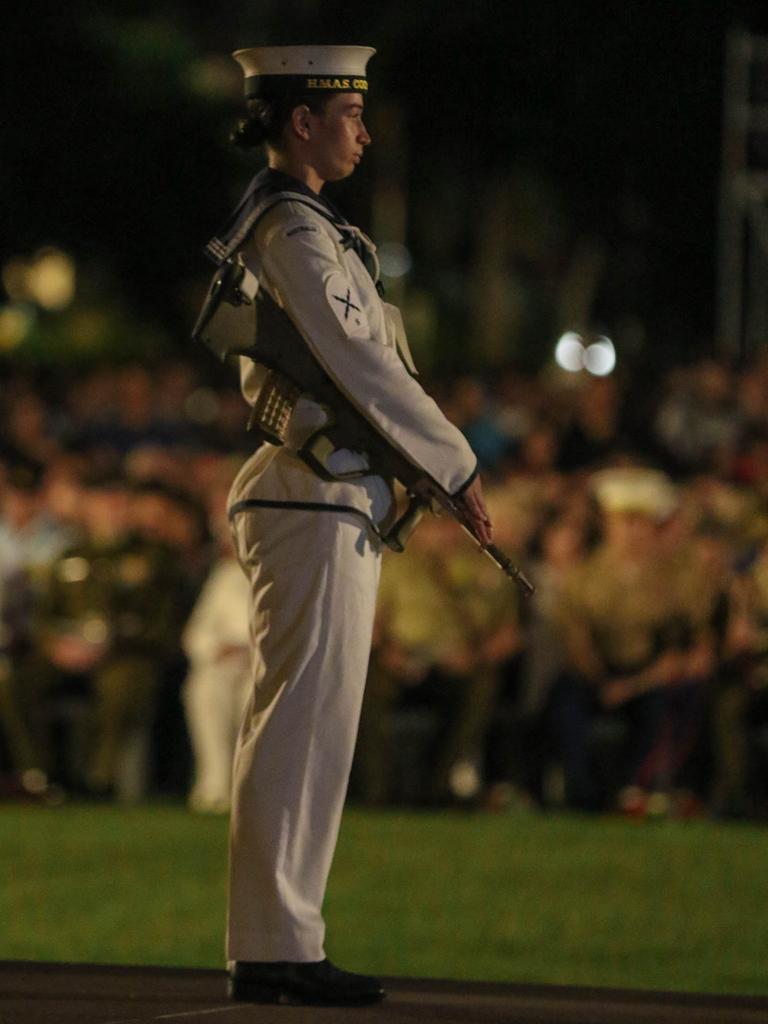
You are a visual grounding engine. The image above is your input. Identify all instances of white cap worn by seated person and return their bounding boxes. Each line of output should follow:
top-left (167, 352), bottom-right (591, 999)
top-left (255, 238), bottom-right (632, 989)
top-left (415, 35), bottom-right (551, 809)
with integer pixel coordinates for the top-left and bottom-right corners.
top-left (232, 45), bottom-right (376, 99)
top-left (591, 467), bottom-right (677, 522)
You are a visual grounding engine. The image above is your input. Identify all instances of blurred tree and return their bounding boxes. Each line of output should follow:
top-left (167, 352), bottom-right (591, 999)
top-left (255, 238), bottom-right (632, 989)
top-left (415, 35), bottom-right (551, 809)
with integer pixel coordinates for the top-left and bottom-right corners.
top-left (2, 2), bottom-right (238, 343)
top-left (2, 0), bottom-right (768, 367)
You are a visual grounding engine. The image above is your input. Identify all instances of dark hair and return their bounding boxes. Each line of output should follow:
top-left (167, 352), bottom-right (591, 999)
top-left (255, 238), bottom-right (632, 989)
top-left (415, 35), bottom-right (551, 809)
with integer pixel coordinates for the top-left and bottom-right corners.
top-left (232, 93), bottom-right (331, 150)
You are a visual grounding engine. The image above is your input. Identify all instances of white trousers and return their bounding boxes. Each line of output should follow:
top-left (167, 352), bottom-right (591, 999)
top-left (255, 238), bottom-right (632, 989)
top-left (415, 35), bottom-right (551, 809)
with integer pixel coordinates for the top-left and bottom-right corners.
top-left (227, 505), bottom-right (381, 963)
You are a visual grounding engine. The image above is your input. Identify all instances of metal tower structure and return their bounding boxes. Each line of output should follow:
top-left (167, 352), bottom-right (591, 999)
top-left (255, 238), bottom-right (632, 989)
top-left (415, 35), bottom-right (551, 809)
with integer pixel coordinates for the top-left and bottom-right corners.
top-left (718, 29), bottom-right (768, 359)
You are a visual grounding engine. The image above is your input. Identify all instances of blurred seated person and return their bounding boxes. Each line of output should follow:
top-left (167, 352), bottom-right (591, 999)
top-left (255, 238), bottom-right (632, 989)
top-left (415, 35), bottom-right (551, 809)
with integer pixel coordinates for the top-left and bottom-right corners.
top-left (0, 459), bottom-right (78, 794)
top-left (182, 493), bottom-right (251, 814)
top-left (2, 391), bottom-right (61, 466)
top-left (553, 467), bottom-right (714, 814)
top-left (41, 454), bottom-right (90, 542)
top-left (358, 506), bottom-right (521, 806)
top-left (129, 479), bottom-right (212, 795)
top-left (130, 479), bottom-right (211, 617)
top-left (444, 375), bottom-right (512, 472)
top-left (0, 473), bottom-right (182, 796)
top-left (503, 418), bottom-right (567, 511)
top-left (101, 365), bottom-right (167, 455)
top-left (516, 511), bottom-right (590, 802)
top-left (661, 510), bottom-right (754, 813)
top-left (149, 360), bottom-right (200, 446)
top-left (653, 359), bottom-right (742, 475)
top-left (0, 458), bottom-right (77, 585)
top-left (557, 376), bottom-right (625, 472)
top-left (731, 428), bottom-right (768, 498)
top-left (708, 534), bottom-right (768, 817)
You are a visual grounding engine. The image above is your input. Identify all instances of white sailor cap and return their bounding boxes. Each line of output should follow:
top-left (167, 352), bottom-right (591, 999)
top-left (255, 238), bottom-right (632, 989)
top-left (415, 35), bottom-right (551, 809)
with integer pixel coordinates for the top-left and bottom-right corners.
top-left (591, 468), bottom-right (677, 521)
top-left (232, 45), bottom-right (376, 100)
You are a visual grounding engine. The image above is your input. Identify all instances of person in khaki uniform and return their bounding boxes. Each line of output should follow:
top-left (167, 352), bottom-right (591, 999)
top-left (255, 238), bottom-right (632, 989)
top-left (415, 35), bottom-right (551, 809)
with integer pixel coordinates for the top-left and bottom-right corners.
top-left (0, 474), bottom-right (181, 795)
top-left (708, 535), bottom-right (768, 816)
top-left (553, 468), bottom-right (710, 812)
top-left (0, 459), bottom-right (76, 796)
top-left (360, 511), bottom-right (520, 805)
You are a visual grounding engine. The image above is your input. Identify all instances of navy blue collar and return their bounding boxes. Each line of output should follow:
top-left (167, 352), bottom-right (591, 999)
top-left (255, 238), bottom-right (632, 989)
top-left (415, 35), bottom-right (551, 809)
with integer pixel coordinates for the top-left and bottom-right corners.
top-left (203, 166), bottom-right (382, 299)
top-left (205, 166), bottom-right (350, 265)
top-left (260, 168), bottom-right (348, 224)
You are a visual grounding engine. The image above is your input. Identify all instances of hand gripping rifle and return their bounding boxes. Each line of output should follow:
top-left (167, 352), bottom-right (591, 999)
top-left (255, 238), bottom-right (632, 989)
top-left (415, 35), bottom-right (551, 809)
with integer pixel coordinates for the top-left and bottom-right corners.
top-left (192, 255), bottom-right (534, 597)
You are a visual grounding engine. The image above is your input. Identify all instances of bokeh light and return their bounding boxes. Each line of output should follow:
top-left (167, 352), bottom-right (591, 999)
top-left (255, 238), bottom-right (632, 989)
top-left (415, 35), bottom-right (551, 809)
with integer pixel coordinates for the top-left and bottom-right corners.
top-left (2, 248), bottom-right (76, 311)
top-left (378, 243), bottom-right (413, 280)
top-left (554, 332), bottom-right (585, 372)
top-left (584, 337), bottom-right (616, 376)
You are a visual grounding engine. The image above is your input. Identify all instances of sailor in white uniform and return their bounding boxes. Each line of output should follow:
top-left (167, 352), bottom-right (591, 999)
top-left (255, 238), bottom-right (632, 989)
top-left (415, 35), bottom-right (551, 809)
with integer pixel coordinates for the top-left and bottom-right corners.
top-left (182, 552), bottom-right (251, 815)
top-left (212, 44), bottom-right (492, 1005)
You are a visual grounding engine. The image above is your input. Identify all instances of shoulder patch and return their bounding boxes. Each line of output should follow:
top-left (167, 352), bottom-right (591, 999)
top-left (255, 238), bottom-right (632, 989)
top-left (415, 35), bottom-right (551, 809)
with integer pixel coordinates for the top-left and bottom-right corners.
top-left (324, 271), bottom-right (370, 341)
top-left (286, 224), bottom-right (318, 238)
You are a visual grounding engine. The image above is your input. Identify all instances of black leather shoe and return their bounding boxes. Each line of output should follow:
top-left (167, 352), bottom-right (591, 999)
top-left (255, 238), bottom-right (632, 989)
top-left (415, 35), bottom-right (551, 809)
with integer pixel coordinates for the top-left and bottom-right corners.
top-left (228, 958), bottom-right (385, 1005)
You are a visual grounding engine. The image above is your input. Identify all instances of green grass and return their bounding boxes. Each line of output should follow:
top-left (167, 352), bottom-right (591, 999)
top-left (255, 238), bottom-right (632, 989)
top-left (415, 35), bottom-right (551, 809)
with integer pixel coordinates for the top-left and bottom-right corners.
top-left (1, 803), bottom-right (767, 995)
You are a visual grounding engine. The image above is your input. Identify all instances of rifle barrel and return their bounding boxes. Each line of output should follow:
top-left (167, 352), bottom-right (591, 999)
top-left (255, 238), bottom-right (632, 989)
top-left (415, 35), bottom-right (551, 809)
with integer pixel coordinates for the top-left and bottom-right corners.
top-left (453, 521), bottom-right (535, 597)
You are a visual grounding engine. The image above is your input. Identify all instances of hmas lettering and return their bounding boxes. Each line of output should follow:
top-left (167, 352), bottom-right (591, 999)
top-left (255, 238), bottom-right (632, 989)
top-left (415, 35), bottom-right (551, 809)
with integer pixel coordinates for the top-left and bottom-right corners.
top-left (305, 77), bottom-right (367, 90)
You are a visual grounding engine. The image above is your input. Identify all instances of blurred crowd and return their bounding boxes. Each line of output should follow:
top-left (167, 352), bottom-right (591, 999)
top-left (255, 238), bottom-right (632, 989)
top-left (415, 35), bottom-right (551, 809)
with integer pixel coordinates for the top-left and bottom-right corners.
top-left (2, 352), bottom-right (768, 820)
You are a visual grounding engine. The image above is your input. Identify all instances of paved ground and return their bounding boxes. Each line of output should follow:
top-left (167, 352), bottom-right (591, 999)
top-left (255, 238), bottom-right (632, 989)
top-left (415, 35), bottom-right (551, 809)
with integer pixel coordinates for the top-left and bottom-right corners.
top-left (2, 961), bottom-right (768, 1024)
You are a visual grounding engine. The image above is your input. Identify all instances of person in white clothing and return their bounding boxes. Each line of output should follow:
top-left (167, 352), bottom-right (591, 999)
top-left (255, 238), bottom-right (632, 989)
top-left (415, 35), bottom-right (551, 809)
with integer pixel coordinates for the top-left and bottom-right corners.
top-left (203, 44), bottom-right (492, 1006)
top-left (182, 549), bottom-right (251, 815)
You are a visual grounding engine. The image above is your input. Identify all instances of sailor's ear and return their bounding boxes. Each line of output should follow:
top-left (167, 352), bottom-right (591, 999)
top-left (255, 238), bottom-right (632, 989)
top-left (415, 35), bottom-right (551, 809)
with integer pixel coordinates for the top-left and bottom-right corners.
top-left (290, 104), bottom-right (313, 141)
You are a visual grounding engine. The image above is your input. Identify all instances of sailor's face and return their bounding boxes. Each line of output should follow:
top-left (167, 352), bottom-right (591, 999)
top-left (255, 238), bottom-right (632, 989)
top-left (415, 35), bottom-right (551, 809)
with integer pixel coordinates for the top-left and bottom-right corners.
top-left (309, 93), bottom-right (371, 181)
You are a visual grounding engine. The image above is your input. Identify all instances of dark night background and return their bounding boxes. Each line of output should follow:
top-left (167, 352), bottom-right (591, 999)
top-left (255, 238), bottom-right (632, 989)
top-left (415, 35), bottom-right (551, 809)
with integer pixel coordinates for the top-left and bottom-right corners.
top-left (3, 0), bottom-right (768, 371)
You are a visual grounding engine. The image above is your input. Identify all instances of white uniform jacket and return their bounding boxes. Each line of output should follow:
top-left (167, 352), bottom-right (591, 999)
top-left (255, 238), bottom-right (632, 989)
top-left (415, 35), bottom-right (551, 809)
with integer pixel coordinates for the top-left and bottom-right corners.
top-left (228, 190), bottom-right (477, 531)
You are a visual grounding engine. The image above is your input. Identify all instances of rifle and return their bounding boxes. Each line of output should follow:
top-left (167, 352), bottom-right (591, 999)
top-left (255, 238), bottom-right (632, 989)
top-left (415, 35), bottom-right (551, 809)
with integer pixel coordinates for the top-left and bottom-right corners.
top-left (192, 255), bottom-right (534, 597)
